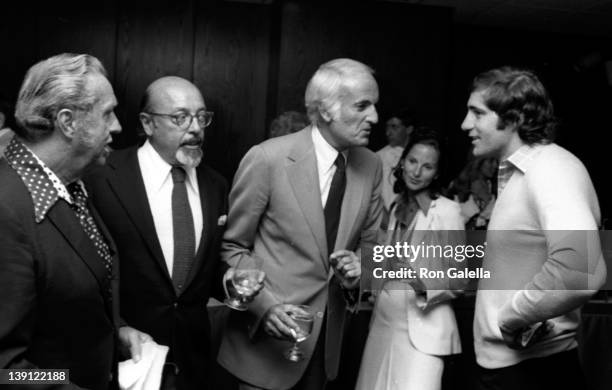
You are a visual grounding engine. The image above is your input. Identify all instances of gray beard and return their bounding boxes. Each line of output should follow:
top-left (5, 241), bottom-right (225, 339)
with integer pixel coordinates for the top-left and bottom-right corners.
top-left (176, 146), bottom-right (203, 169)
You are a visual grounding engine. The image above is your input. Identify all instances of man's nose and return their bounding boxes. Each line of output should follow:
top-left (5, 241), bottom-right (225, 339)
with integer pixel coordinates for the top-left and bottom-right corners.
top-left (188, 116), bottom-right (203, 133)
top-left (110, 113), bottom-right (122, 134)
top-left (368, 106), bottom-right (378, 124)
top-left (460, 113), bottom-right (472, 131)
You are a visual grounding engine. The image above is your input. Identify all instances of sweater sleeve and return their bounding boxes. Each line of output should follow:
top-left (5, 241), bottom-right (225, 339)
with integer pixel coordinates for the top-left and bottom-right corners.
top-left (498, 152), bottom-right (607, 331)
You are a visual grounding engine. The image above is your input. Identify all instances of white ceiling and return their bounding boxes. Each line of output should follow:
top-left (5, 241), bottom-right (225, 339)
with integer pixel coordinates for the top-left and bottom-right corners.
top-left (397, 0), bottom-right (612, 37)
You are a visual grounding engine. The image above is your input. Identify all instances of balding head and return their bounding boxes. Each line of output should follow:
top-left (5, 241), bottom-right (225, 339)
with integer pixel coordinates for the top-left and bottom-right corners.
top-left (140, 76), bottom-right (203, 113)
top-left (139, 76), bottom-right (210, 168)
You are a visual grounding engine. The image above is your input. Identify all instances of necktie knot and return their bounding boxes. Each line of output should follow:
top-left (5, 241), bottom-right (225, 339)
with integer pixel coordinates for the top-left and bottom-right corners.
top-left (67, 182), bottom-right (87, 209)
top-left (334, 154), bottom-right (345, 172)
top-left (171, 166), bottom-right (187, 184)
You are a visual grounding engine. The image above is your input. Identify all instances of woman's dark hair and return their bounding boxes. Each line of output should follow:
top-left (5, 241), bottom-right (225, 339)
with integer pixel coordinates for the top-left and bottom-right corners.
top-left (471, 66), bottom-right (556, 145)
top-left (392, 126), bottom-right (444, 199)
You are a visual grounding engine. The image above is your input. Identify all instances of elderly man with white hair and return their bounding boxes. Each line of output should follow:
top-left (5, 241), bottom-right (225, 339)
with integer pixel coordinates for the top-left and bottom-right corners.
top-left (218, 58), bottom-right (383, 390)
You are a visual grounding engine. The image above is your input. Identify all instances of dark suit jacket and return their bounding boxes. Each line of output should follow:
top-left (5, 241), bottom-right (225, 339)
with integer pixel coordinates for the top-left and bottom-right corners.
top-left (218, 127), bottom-right (383, 389)
top-left (85, 146), bottom-right (228, 390)
top-left (0, 159), bottom-right (120, 390)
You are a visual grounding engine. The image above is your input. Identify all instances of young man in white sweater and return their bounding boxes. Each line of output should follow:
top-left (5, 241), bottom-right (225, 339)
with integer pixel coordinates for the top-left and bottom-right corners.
top-left (461, 67), bottom-right (606, 390)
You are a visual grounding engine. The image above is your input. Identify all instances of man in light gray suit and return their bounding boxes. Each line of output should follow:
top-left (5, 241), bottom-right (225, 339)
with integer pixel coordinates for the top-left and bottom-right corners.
top-left (218, 58), bottom-right (383, 390)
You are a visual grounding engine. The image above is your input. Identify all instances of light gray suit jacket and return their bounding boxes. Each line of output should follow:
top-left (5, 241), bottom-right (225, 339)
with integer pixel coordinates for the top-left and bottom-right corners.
top-left (218, 127), bottom-right (383, 389)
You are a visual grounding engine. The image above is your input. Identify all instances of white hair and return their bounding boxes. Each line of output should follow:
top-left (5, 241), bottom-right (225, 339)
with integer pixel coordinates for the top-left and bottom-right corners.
top-left (15, 53), bottom-right (107, 141)
top-left (304, 58), bottom-right (374, 124)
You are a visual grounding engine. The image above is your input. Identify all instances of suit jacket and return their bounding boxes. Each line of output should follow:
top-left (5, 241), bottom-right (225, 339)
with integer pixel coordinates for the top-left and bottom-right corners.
top-left (85, 146), bottom-right (228, 390)
top-left (0, 159), bottom-right (119, 390)
top-left (218, 127), bottom-right (383, 389)
top-left (385, 195), bottom-right (466, 356)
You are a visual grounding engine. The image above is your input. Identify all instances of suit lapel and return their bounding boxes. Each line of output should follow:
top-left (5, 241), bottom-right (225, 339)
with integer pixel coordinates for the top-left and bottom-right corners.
top-left (89, 198), bottom-right (118, 257)
top-left (47, 201), bottom-right (110, 303)
top-left (286, 129), bottom-right (328, 267)
top-left (107, 149), bottom-right (170, 281)
top-left (87, 201), bottom-right (120, 321)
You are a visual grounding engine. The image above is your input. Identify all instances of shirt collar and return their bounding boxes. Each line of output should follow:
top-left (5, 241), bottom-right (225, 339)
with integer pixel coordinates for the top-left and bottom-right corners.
top-left (4, 137), bottom-right (86, 223)
top-left (311, 125), bottom-right (348, 173)
top-left (393, 194), bottom-right (437, 226)
top-left (139, 139), bottom-right (198, 192)
top-left (504, 143), bottom-right (539, 174)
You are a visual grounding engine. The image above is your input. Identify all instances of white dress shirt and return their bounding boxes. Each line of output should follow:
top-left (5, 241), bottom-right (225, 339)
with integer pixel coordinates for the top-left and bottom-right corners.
top-left (311, 125), bottom-right (348, 207)
top-left (137, 140), bottom-right (203, 276)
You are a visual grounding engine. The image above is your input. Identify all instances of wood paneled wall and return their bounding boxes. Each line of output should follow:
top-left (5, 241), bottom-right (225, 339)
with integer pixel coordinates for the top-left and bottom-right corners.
top-left (276, 1), bottom-right (452, 143)
top-left (1, 0), bottom-right (453, 180)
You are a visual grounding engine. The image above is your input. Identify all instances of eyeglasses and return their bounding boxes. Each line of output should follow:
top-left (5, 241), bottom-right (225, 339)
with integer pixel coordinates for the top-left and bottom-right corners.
top-left (146, 110), bottom-right (214, 129)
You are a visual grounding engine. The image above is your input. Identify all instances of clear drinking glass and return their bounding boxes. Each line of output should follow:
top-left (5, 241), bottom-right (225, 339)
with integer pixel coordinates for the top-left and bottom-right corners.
top-left (224, 256), bottom-right (264, 311)
top-left (284, 305), bottom-right (315, 362)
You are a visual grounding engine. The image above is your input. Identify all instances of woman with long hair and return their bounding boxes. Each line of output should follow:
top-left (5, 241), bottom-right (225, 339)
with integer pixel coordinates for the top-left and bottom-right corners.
top-left (356, 127), bottom-right (466, 390)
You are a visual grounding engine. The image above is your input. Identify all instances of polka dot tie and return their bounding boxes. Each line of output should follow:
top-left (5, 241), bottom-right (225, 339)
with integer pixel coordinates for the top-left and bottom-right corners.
top-left (67, 182), bottom-right (114, 295)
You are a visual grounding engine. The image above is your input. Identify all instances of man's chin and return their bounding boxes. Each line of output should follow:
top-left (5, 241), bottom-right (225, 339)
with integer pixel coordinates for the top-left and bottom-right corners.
top-left (472, 147), bottom-right (491, 158)
top-left (176, 147), bottom-right (203, 168)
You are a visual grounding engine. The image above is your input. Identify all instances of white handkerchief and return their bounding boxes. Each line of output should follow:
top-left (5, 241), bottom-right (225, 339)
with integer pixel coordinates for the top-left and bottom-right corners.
top-left (118, 341), bottom-right (169, 390)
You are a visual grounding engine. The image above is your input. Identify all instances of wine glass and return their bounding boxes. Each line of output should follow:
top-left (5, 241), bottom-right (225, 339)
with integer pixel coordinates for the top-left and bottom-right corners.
top-left (284, 305), bottom-right (315, 362)
top-left (224, 256), bottom-right (264, 311)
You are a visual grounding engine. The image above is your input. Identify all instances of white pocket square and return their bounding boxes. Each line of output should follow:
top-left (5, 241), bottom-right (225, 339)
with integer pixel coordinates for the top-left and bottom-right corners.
top-left (217, 215), bottom-right (227, 226)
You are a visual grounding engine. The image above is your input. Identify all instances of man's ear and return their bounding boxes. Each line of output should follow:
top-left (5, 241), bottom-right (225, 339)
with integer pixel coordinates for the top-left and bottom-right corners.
top-left (56, 109), bottom-right (77, 139)
top-left (139, 113), bottom-right (154, 137)
top-left (503, 112), bottom-right (524, 133)
top-left (319, 107), bottom-right (333, 123)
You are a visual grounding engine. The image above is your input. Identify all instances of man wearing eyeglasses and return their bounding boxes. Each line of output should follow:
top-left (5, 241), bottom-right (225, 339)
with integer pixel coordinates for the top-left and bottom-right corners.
top-left (86, 76), bottom-right (230, 390)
